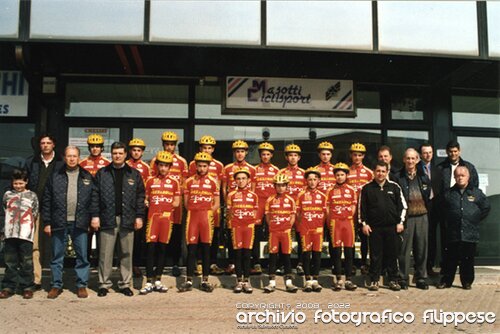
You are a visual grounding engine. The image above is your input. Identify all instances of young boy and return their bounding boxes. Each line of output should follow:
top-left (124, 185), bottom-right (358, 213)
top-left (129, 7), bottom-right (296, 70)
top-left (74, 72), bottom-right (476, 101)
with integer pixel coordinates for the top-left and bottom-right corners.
top-left (296, 167), bottom-right (327, 292)
top-left (327, 162), bottom-right (358, 291)
top-left (226, 168), bottom-right (259, 293)
top-left (140, 151), bottom-right (180, 294)
top-left (264, 173), bottom-right (298, 293)
top-left (0, 170), bottom-right (39, 299)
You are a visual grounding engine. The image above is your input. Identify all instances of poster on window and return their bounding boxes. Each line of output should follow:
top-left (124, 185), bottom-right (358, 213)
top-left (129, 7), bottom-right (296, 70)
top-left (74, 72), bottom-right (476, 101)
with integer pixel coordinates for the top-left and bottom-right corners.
top-left (68, 127), bottom-right (119, 160)
top-left (224, 76), bottom-right (355, 117)
top-left (0, 71), bottom-right (29, 117)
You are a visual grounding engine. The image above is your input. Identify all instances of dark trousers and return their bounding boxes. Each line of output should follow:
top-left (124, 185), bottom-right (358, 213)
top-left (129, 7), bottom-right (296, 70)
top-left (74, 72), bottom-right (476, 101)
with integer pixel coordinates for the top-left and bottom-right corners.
top-left (251, 224), bottom-right (265, 266)
top-left (427, 200), bottom-right (445, 268)
top-left (2, 238), bottom-right (34, 291)
top-left (368, 225), bottom-right (399, 282)
top-left (132, 227), bottom-right (145, 267)
top-left (441, 241), bottom-right (476, 286)
top-left (167, 223), bottom-right (183, 266)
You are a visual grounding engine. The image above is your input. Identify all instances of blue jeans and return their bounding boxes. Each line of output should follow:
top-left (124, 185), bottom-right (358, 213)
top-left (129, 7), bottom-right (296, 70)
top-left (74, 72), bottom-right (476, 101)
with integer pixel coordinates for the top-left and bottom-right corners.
top-left (50, 223), bottom-right (89, 289)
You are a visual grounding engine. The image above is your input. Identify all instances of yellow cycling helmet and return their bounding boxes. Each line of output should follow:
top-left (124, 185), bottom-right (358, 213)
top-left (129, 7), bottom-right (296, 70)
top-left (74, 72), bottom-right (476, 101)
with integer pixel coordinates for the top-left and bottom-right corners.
top-left (233, 167), bottom-right (251, 178)
top-left (317, 141), bottom-right (334, 152)
top-left (284, 144), bottom-right (301, 154)
top-left (128, 138), bottom-right (146, 148)
top-left (304, 167), bottom-right (321, 178)
top-left (87, 134), bottom-right (104, 146)
top-left (199, 135), bottom-right (216, 146)
top-left (161, 131), bottom-right (178, 142)
top-left (258, 142), bottom-right (274, 152)
top-left (333, 162), bottom-right (350, 173)
top-left (155, 151), bottom-right (173, 164)
top-left (273, 173), bottom-right (290, 184)
top-left (350, 142), bottom-right (366, 153)
top-left (194, 152), bottom-right (213, 163)
top-left (232, 140), bottom-right (249, 150)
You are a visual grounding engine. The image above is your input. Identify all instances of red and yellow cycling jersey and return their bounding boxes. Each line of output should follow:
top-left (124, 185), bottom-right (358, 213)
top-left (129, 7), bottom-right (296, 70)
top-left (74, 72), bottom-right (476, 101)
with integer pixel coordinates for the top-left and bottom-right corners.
top-left (126, 158), bottom-right (152, 184)
top-left (227, 189), bottom-right (259, 228)
top-left (184, 174), bottom-right (219, 211)
top-left (150, 153), bottom-right (188, 182)
top-left (265, 194), bottom-right (296, 232)
top-left (347, 163), bottom-right (373, 197)
top-left (296, 188), bottom-right (327, 233)
top-left (315, 162), bottom-right (336, 194)
top-left (279, 165), bottom-right (306, 201)
top-left (79, 155), bottom-right (110, 177)
top-left (326, 182), bottom-right (357, 220)
top-left (188, 158), bottom-right (224, 181)
top-left (145, 174), bottom-right (180, 218)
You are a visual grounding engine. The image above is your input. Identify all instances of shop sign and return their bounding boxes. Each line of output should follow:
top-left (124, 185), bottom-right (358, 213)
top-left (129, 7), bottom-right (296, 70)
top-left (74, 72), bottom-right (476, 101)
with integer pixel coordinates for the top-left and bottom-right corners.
top-left (224, 76), bottom-right (355, 116)
top-left (0, 71), bottom-right (28, 117)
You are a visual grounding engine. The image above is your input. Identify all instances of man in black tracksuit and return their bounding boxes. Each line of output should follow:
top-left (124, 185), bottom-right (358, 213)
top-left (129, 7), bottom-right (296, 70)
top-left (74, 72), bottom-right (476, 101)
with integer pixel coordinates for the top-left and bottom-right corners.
top-left (359, 161), bottom-right (407, 291)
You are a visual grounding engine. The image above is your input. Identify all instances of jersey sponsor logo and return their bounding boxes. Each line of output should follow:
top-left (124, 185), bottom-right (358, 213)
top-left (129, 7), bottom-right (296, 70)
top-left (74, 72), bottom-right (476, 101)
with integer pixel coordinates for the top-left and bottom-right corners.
top-left (256, 181), bottom-right (273, 190)
top-left (303, 211), bottom-right (324, 221)
top-left (233, 209), bottom-right (255, 219)
top-left (314, 200), bottom-right (323, 204)
top-left (202, 184), bottom-right (212, 189)
top-left (151, 195), bottom-right (174, 205)
top-left (272, 216), bottom-right (290, 225)
top-left (190, 195), bottom-right (213, 203)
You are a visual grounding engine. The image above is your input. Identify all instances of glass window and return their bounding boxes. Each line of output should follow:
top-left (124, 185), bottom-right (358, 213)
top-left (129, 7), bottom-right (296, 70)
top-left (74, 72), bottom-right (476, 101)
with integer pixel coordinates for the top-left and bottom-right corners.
top-left (391, 95), bottom-right (425, 121)
top-left (452, 95), bottom-right (500, 128)
top-left (457, 136), bottom-right (500, 262)
top-left (0, 0), bottom-right (19, 38)
top-left (387, 130), bottom-right (429, 170)
top-left (0, 123), bottom-right (35, 191)
top-left (194, 125), bottom-right (381, 168)
top-left (30, 0), bottom-right (144, 41)
top-left (132, 128), bottom-right (185, 162)
top-left (68, 127), bottom-right (120, 161)
top-left (266, 1), bottom-right (372, 50)
top-left (150, 0), bottom-right (260, 45)
top-left (378, 1), bottom-right (478, 56)
top-left (487, 2), bottom-right (500, 58)
top-left (196, 86), bottom-right (381, 124)
top-left (65, 83), bottom-right (188, 118)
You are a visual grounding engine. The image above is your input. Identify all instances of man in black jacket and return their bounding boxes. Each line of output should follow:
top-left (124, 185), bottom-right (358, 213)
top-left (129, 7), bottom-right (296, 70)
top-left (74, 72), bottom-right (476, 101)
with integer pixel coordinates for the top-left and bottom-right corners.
top-left (42, 146), bottom-right (95, 299)
top-left (437, 166), bottom-right (490, 290)
top-left (24, 134), bottom-right (64, 290)
top-left (395, 148), bottom-right (431, 290)
top-left (359, 161), bottom-right (407, 291)
top-left (91, 142), bottom-right (145, 297)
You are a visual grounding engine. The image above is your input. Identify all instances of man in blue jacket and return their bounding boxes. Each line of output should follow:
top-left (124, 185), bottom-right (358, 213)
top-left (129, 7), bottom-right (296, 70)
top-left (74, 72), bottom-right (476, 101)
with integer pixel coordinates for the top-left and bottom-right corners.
top-left (42, 146), bottom-right (95, 299)
top-left (91, 142), bottom-right (145, 297)
top-left (437, 166), bottom-right (490, 290)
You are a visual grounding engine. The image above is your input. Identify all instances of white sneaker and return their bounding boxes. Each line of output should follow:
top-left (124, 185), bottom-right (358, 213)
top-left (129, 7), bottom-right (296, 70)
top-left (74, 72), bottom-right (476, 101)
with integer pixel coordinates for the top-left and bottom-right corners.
top-left (242, 282), bottom-right (253, 294)
top-left (233, 281), bottom-right (243, 293)
top-left (311, 280), bottom-right (323, 292)
top-left (140, 282), bottom-right (154, 295)
top-left (303, 281), bottom-right (313, 292)
top-left (154, 280), bottom-right (168, 293)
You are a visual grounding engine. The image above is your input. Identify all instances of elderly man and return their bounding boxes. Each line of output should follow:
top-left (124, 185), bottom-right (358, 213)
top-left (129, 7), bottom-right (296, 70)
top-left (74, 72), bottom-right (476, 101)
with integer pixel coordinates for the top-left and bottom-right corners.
top-left (437, 166), bottom-right (490, 290)
top-left (42, 146), bottom-right (95, 298)
top-left (395, 148), bottom-right (431, 289)
top-left (92, 142), bottom-right (145, 297)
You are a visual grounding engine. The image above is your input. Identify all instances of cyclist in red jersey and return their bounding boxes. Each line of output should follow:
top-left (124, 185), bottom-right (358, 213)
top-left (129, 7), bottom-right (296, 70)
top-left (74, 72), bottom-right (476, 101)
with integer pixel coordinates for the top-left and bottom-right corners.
top-left (140, 151), bottom-right (180, 295)
top-left (279, 144), bottom-right (306, 276)
top-left (179, 152), bottom-right (220, 293)
top-left (347, 143), bottom-right (373, 276)
top-left (227, 168), bottom-right (259, 293)
top-left (327, 162), bottom-right (358, 291)
top-left (315, 141), bottom-right (336, 194)
top-left (126, 138), bottom-right (152, 277)
top-left (79, 134), bottom-right (110, 268)
top-left (264, 174), bottom-right (298, 293)
top-left (79, 134), bottom-right (110, 177)
top-left (253, 142), bottom-right (278, 275)
top-left (188, 135), bottom-right (225, 276)
top-left (296, 167), bottom-right (327, 292)
top-left (126, 138), bottom-right (152, 184)
top-left (222, 140), bottom-right (256, 275)
top-left (150, 131), bottom-right (188, 277)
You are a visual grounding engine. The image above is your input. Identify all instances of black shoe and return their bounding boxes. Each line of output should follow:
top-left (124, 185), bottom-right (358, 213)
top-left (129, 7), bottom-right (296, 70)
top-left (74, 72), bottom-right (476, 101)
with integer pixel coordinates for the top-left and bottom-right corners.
top-left (97, 288), bottom-right (108, 297)
top-left (462, 283), bottom-right (472, 290)
top-left (427, 267), bottom-right (439, 277)
top-left (120, 287), bottom-right (134, 296)
top-left (436, 282), bottom-right (451, 289)
top-left (34, 284), bottom-right (42, 291)
top-left (416, 281), bottom-right (429, 290)
top-left (399, 281), bottom-right (408, 290)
